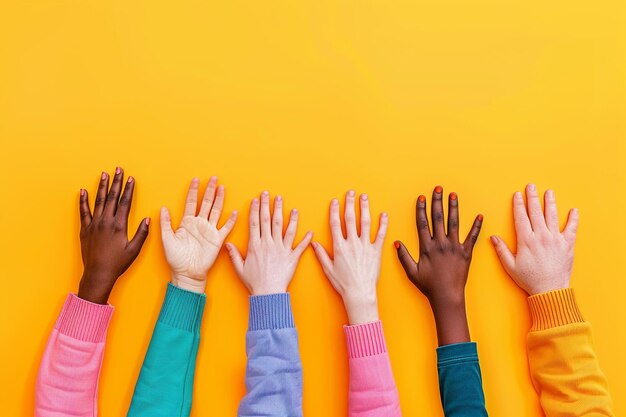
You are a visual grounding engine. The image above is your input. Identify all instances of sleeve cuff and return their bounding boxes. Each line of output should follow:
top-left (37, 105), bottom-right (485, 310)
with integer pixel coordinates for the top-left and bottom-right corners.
top-left (248, 293), bottom-right (295, 331)
top-left (344, 320), bottom-right (388, 358)
top-left (158, 283), bottom-right (206, 333)
top-left (55, 294), bottom-right (114, 343)
top-left (528, 288), bottom-right (585, 331)
top-left (437, 342), bottom-right (478, 368)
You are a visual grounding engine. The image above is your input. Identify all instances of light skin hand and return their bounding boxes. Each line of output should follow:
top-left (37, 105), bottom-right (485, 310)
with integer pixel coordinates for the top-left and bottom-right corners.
top-left (312, 190), bottom-right (388, 325)
top-left (161, 177), bottom-right (237, 293)
top-left (78, 168), bottom-right (150, 305)
top-left (395, 186), bottom-right (483, 346)
top-left (490, 184), bottom-right (578, 295)
top-left (226, 192), bottom-right (312, 295)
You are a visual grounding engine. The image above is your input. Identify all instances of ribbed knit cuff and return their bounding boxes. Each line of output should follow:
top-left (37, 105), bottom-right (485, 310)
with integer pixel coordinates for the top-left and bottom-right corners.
top-left (248, 293), bottom-right (295, 331)
top-left (158, 283), bottom-right (206, 333)
top-left (55, 294), bottom-right (114, 343)
top-left (528, 288), bottom-right (585, 331)
top-left (437, 342), bottom-right (478, 368)
top-left (344, 320), bottom-right (388, 358)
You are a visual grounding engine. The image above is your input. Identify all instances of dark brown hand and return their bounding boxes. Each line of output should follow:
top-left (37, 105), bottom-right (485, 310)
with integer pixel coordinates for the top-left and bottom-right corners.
top-left (77, 168), bottom-right (150, 304)
top-left (395, 186), bottom-right (483, 346)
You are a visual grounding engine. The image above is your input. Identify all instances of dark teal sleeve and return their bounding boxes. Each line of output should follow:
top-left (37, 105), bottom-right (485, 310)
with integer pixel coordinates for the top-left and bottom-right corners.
top-left (437, 342), bottom-right (488, 417)
top-left (127, 284), bottom-right (206, 417)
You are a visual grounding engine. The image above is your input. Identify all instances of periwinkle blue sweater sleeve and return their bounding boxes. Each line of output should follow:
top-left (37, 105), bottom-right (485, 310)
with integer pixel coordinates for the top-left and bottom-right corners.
top-left (437, 342), bottom-right (488, 417)
top-left (238, 293), bottom-right (303, 417)
top-left (127, 284), bottom-right (206, 417)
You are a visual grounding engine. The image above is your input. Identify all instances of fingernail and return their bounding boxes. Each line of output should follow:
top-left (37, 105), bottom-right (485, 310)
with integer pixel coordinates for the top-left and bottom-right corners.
top-left (450, 192), bottom-right (457, 200)
top-left (145, 218), bottom-right (151, 225)
top-left (311, 241), bottom-right (318, 248)
top-left (80, 189), bottom-right (85, 197)
top-left (127, 176), bottom-right (134, 183)
top-left (232, 210), bottom-right (238, 216)
top-left (572, 208), bottom-right (579, 215)
top-left (394, 241), bottom-right (400, 249)
top-left (262, 191), bottom-right (269, 198)
top-left (490, 236), bottom-right (498, 245)
top-left (546, 189), bottom-right (554, 198)
top-left (435, 185), bottom-right (443, 193)
top-left (116, 167), bottom-right (121, 175)
top-left (101, 172), bottom-right (107, 180)
top-left (361, 194), bottom-right (368, 201)
top-left (331, 199), bottom-right (339, 205)
top-left (292, 208), bottom-right (298, 214)
top-left (478, 214), bottom-right (484, 221)
top-left (418, 195), bottom-right (425, 203)
top-left (514, 191), bottom-right (523, 199)
top-left (276, 195), bottom-right (282, 201)
top-left (348, 190), bottom-right (355, 197)
top-left (253, 198), bottom-right (259, 204)
top-left (528, 184), bottom-right (536, 191)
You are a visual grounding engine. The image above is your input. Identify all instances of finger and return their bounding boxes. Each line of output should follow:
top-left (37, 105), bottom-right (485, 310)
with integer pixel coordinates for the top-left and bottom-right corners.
top-left (292, 231), bottom-right (313, 258)
top-left (160, 206), bottom-right (175, 243)
top-left (431, 185), bottom-right (445, 239)
top-left (513, 191), bottom-right (532, 239)
top-left (373, 212), bottom-right (388, 249)
top-left (329, 199), bottom-right (344, 241)
top-left (463, 214), bottom-right (484, 252)
top-left (415, 195), bottom-right (432, 244)
top-left (208, 185), bottom-right (225, 226)
top-left (563, 208), bottom-right (579, 242)
top-left (104, 167), bottom-right (124, 217)
top-left (115, 176), bottom-right (135, 226)
top-left (198, 176), bottom-right (218, 218)
top-left (225, 243), bottom-right (245, 277)
top-left (490, 235), bottom-right (516, 275)
top-left (360, 193), bottom-right (371, 241)
top-left (218, 210), bottom-right (238, 240)
top-left (184, 178), bottom-right (200, 217)
top-left (93, 171), bottom-right (110, 218)
top-left (260, 191), bottom-right (271, 238)
top-left (284, 209), bottom-right (299, 248)
top-left (394, 240), bottom-right (418, 279)
top-left (79, 189), bottom-right (92, 229)
top-left (272, 195), bottom-right (284, 243)
top-left (249, 197), bottom-right (261, 241)
top-left (544, 189), bottom-right (559, 232)
top-left (344, 190), bottom-right (358, 238)
top-left (526, 184), bottom-right (547, 232)
top-left (311, 241), bottom-right (334, 276)
top-left (447, 192), bottom-right (459, 242)
top-left (128, 218), bottom-right (150, 254)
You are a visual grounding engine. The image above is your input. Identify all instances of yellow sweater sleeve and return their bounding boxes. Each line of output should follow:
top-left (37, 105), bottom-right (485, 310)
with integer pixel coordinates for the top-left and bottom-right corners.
top-left (526, 288), bottom-right (614, 417)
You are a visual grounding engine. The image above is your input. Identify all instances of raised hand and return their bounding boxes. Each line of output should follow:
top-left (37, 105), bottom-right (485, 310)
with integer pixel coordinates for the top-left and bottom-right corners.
top-left (490, 184), bottom-right (578, 295)
top-left (161, 177), bottom-right (237, 293)
top-left (311, 190), bottom-right (388, 325)
top-left (394, 186), bottom-right (483, 345)
top-left (226, 192), bottom-right (312, 295)
top-left (78, 167), bottom-right (150, 304)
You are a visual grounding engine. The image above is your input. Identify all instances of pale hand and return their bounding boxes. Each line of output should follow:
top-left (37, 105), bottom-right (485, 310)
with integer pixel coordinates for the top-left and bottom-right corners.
top-left (161, 177), bottom-right (237, 293)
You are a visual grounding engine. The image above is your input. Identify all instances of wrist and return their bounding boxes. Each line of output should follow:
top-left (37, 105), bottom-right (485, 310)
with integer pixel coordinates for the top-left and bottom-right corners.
top-left (170, 272), bottom-right (207, 293)
top-left (343, 294), bottom-right (379, 325)
top-left (429, 296), bottom-right (470, 346)
top-left (78, 273), bottom-right (114, 305)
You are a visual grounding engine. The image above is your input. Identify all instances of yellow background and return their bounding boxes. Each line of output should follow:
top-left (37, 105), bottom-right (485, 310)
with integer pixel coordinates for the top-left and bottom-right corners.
top-left (1, 0), bottom-right (625, 415)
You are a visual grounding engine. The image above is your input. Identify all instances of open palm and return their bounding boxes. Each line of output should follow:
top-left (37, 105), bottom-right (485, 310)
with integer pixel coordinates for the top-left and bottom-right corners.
top-left (161, 177), bottom-right (237, 293)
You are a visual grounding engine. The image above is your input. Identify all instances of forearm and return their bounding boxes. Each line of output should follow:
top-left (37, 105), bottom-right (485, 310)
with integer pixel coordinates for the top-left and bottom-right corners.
top-left (430, 297), bottom-right (470, 347)
top-left (35, 294), bottom-right (113, 417)
top-left (238, 293), bottom-right (303, 417)
top-left (345, 321), bottom-right (401, 417)
top-left (127, 284), bottom-right (206, 417)
top-left (527, 288), bottom-right (614, 417)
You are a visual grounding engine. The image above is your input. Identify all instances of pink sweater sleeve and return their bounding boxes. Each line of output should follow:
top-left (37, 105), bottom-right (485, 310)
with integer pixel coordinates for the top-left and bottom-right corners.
top-left (35, 294), bottom-right (114, 417)
top-left (344, 320), bottom-right (402, 417)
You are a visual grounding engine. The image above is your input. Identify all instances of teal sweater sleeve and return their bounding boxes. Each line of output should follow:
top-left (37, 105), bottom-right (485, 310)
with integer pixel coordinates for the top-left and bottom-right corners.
top-left (127, 284), bottom-right (206, 417)
top-left (437, 342), bottom-right (488, 417)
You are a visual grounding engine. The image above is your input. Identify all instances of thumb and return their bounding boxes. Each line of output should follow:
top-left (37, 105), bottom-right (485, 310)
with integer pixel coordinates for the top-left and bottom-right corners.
top-left (128, 218), bottom-right (150, 255)
top-left (160, 206), bottom-right (175, 242)
top-left (490, 235), bottom-right (516, 274)
top-left (394, 241), bottom-right (418, 279)
top-left (225, 243), bottom-right (245, 276)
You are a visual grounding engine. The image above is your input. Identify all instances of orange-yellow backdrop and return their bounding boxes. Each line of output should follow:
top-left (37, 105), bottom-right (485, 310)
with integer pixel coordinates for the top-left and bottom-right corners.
top-left (1, 0), bottom-right (625, 416)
